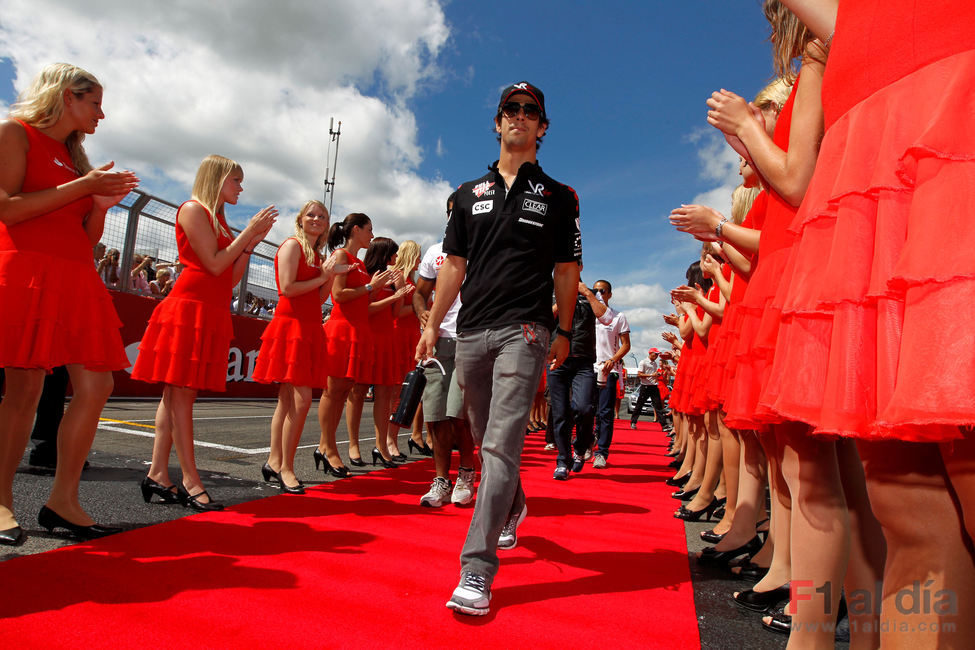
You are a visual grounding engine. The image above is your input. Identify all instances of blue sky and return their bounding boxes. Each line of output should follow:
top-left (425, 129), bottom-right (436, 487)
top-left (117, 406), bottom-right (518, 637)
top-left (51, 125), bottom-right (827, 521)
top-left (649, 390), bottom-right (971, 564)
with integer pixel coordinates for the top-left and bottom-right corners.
top-left (0, 0), bottom-right (775, 357)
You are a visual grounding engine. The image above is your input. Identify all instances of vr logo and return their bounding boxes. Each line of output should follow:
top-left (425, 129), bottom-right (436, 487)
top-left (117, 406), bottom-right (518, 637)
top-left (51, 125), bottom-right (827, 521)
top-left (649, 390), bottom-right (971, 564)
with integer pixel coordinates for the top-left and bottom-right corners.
top-left (528, 180), bottom-right (545, 196)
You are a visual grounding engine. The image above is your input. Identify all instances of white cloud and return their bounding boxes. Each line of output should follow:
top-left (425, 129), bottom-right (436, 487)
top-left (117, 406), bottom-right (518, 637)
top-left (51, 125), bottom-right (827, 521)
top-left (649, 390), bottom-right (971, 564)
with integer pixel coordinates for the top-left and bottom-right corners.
top-left (0, 0), bottom-right (453, 249)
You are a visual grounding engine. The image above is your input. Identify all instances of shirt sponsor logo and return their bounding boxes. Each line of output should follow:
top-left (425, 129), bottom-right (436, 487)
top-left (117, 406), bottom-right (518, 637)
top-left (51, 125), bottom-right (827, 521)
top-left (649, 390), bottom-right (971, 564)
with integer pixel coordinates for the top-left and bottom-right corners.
top-left (523, 199), bottom-right (548, 216)
top-left (472, 200), bottom-right (493, 214)
top-left (53, 157), bottom-right (78, 174)
top-left (528, 180), bottom-right (546, 196)
top-left (518, 217), bottom-right (543, 228)
top-left (472, 181), bottom-right (495, 198)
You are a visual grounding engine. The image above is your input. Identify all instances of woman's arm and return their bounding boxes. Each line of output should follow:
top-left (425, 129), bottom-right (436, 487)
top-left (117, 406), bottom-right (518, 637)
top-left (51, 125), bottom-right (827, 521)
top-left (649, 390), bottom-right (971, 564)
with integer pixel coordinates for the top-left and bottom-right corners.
top-left (720, 241), bottom-right (752, 278)
top-left (707, 49), bottom-right (826, 206)
top-left (276, 239), bottom-right (331, 298)
top-left (333, 267), bottom-right (393, 304)
top-left (0, 121), bottom-right (139, 226)
top-left (669, 204), bottom-right (761, 254)
top-left (179, 202), bottom-right (276, 277)
top-left (367, 283), bottom-right (414, 314)
top-left (780, 0), bottom-right (838, 41)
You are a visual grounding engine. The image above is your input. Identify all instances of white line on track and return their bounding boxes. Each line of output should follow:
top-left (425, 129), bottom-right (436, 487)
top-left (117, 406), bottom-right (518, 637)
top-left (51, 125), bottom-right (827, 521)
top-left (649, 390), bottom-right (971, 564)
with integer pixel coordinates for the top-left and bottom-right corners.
top-left (97, 423), bottom-right (377, 454)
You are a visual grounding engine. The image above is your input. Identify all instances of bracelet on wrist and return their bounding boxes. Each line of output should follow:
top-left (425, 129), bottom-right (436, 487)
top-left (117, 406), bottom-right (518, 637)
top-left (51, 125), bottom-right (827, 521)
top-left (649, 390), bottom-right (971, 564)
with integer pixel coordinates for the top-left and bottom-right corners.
top-left (364, 283), bottom-right (373, 293)
top-left (715, 216), bottom-right (729, 239)
top-left (555, 326), bottom-right (571, 339)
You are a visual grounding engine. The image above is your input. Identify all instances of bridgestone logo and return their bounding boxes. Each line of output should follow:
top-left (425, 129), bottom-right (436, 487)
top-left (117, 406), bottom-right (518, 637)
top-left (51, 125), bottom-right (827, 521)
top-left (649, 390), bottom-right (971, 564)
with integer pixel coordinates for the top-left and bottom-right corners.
top-left (518, 217), bottom-right (543, 227)
top-left (523, 199), bottom-right (547, 216)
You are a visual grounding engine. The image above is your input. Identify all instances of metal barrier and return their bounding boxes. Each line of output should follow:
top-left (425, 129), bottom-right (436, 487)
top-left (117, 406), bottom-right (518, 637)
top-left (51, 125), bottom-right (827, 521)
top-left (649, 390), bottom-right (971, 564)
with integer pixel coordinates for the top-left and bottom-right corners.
top-left (101, 190), bottom-right (282, 319)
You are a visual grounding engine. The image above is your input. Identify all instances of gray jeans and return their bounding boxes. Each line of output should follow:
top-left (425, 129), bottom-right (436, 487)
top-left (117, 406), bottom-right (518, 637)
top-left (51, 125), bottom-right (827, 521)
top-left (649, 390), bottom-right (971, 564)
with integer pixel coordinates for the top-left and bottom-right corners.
top-left (455, 323), bottom-right (550, 583)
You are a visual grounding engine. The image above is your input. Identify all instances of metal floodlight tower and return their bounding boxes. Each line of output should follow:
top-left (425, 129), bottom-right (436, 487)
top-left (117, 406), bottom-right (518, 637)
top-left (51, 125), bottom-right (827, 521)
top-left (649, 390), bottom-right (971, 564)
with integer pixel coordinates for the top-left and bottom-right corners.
top-left (323, 117), bottom-right (342, 213)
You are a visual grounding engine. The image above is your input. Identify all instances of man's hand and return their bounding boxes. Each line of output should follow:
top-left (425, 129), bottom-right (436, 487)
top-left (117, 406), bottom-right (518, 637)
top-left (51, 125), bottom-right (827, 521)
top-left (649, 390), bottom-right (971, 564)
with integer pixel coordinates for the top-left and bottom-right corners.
top-left (548, 333), bottom-right (569, 370)
top-left (416, 327), bottom-right (437, 362)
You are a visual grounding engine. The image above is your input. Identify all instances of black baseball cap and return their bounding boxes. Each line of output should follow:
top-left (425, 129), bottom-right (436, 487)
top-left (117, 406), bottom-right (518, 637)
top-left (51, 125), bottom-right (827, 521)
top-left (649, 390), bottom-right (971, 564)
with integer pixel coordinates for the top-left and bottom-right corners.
top-left (498, 81), bottom-right (547, 122)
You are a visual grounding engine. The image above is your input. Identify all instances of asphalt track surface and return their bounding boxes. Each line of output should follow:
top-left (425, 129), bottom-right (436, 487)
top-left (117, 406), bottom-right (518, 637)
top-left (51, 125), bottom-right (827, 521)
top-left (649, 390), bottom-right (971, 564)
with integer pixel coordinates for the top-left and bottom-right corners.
top-left (3, 399), bottom-right (849, 648)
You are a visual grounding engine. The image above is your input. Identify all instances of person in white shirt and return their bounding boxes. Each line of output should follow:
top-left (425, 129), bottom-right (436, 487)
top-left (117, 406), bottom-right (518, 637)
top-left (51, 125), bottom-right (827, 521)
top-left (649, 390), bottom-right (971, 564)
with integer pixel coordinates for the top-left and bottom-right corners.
top-left (630, 347), bottom-right (671, 431)
top-left (591, 279), bottom-right (630, 468)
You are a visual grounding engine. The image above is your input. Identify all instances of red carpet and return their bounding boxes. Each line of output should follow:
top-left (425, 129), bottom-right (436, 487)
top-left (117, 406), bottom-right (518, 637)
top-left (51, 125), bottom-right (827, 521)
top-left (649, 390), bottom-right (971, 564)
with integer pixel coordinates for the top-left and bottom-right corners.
top-left (0, 420), bottom-right (697, 648)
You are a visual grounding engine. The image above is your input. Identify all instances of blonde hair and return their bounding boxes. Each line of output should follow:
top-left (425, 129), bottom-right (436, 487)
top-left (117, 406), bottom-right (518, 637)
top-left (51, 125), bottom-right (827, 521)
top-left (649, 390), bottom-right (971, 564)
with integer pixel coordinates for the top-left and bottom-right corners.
top-left (392, 240), bottom-right (421, 278)
top-left (293, 200), bottom-right (328, 267)
top-left (190, 155), bottom-right (240, 238)
top-left (754, 77), bottom-right (793, 113)
top-left (8, 62), bottom-right (100, 175)
top-left (731, 184), bottom-right (761, 225)
top-left (763, 0), bottom-right (825, 81)
top-left (155, 268), bottom-right (171, 280)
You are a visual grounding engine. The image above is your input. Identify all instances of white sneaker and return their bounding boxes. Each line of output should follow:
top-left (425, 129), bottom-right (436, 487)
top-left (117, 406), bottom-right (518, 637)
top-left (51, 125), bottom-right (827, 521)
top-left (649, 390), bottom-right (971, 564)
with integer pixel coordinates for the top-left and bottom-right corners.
top-left (543, 442), bottom-right (556, 451)
top-left (451, 467), bottom-right (475, 506)
top-left (592, 454), bottom-right (607, 469)
top-left (420, 477), bottom-right (451, 507)
top-left (497, 504), bottom-right (527, 549)
top-left (446, 571), bottom-right (491, 616)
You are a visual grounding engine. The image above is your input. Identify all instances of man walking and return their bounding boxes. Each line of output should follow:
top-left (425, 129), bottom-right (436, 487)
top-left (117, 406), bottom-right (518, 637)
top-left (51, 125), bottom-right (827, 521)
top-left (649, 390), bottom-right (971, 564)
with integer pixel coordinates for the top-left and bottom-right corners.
top-left (417, 81), bottom-right (581, 616)
top-left (413, 191), bottom-right (476, 508)
top-left (591, 280), bottom-right (630, 468)
top-left (549, 280), bottom-right (606, 480)
top-left (630, 347), bottom-right (671, 431)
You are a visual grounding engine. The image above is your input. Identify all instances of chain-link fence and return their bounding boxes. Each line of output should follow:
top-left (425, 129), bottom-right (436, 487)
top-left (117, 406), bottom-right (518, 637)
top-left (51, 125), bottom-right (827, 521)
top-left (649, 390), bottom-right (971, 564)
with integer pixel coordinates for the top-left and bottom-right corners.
top-left (100, 190), bottom-right (283, 319)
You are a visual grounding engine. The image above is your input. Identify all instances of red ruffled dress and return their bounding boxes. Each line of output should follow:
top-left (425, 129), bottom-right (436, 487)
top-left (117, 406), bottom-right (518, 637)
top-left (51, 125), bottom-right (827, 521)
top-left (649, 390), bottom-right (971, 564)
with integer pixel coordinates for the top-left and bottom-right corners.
top-left (0, 121), bottom-right (128, 371)
top-left (714, 193), bottom-right (767, 407)
top-left (322, 250), bottom-right (373, 381)
top-left (360, 285), bottom-right (401, 386)
top-left (251, 239), bottom-right (327, 387)
top-left (667, 315), bottom-right (692, 414)
top-left (672, 308), bottom-right (708, 417)
top-left (691, 281), bottom-right (724, 413)
top-left (131, 201), bottom-right (235, 391)
top-left (393, 277), bottom-right (421, 379)
top-left (723, 81), bottom-right (800, 431)
top-left (759, 0), bottom-right (975, 442)
top-left (700, 265), bottom-right (732, 410)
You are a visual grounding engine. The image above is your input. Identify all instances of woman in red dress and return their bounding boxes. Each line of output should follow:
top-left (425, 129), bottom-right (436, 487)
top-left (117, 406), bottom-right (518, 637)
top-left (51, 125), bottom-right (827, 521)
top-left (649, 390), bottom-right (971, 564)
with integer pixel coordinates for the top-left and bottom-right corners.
top-left (345, 237), bottom-right (414, 468)
top-left (252, 200), bottom-right (346, 494)
top-left (0, 63), bottom-right (138, 543)
top-left (316, 213), bottom-right (394, 477)
top-left (389, 239), bottom-right (426, 455)
top-left (132, 155), bottom-right (276, 511)
top-left (769, 0), bottom-right (975, 643)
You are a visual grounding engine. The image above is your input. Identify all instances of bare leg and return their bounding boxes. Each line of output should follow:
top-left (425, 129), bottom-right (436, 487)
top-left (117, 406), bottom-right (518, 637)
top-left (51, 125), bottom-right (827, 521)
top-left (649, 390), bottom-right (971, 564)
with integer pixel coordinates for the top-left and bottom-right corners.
top-left (318, 376), bottom-right (354, 468)
top-left (45, 365), bottom-right (114, 525)
top-left (147, 394), bottom-right (176, 488)
top-left (410, 404), bottom-right (425, 446)
top-left (779, 421), bottom-right (848, 650)
top-left (164, 384), bottom-right (214, 503)
top-left (279, 384), bottom-right (312, 487)
top-left (429, 419), bottom-right (454, 480)
top-left (0, 368), bottom-right (45, 529)
top-left (373, 384), bottom-right (394, 461)
top-left (858, 439), bottom-right (975, 649)
top-left (685, 409), bottom-right (724, 511)
top-left (751, 430), bottom-right (791, 592)
top-left (345, 383), bottom-right (367, 461)
top-left (387, 390), bottom-right (402, 456)
top-left (681, 414), bottom-right (707, 493)
top-left (837, 439), bottom-right (884, 650)
top-left (266, 383), bottom-right (288, 472)
top-left (718, 428), bottom-right (763, 541)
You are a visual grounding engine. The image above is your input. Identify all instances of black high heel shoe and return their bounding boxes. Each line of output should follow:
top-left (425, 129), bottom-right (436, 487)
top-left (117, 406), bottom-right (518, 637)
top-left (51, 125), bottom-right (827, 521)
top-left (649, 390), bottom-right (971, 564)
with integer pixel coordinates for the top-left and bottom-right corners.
top-left (176, 486), bottom-right (225, 512)
top-left (261, 462), bottom-right (279, 484)
top-left (313, 448), bottom-right (349, 476)
top-left (667, 459), bottom-right (682, 470)
top-left (665, 473), bottom-right (691, 487)
top-left (734, 584), bottom-right (791, 612)
top-left (348, 455), bottom-right (366, 467)
top-left (408, 438), bottom-right (434, 457)
top-left (697, 535), bottom-right (762, 566)
top-left (140, 476), bottom-right (180, 504)
top-left (734, 560), bottom-right (769, 582)
top-left (0, 525), bottom-right (25, 546)
top-left (371, 447), bottom-right (396, 469)
top-left (37, 506), bottom-right (121, 540)
top-left (700, 528), bottom-right (726, 544)
top-left (388, 450), bottom-right (408, 463)
top-left (671, 486), bottom-right (699, 501)
top-left (674, 497), bottom-right (719, 522)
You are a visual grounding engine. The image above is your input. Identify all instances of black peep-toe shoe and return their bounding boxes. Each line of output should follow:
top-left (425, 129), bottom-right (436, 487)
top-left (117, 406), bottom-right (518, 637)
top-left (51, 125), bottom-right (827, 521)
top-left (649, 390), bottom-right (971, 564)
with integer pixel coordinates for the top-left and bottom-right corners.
top-left (697, 535), bottom-right (762, 567)
top-left (674, 498), bottom-right (719, 522)
top-left (733, 584), bottom-right (791, 612)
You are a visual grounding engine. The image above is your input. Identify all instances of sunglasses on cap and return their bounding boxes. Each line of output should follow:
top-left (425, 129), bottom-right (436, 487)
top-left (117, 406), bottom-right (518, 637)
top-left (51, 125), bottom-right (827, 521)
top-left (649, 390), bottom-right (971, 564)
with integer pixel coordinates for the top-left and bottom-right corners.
top-left (499, 101), bottom-right (542, 121)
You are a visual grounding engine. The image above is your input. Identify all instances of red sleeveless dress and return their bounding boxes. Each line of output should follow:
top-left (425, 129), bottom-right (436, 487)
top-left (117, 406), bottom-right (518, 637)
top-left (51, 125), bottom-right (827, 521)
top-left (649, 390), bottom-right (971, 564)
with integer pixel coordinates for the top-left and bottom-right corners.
top-left (700, 265), bottom-right (731, 410)
top-left (393, 277), bottom-right (421, 380)
top-left (252, 239), bottom-right (327, 387)
top-left (322, 250), bottom-right (373, 381)
top-left (131, 201), bottom-right (235, 391)
top-left (667, 314), bottom-right (692, 414)
top-left (691, 281), bottom-right (723, 413)
top-left (760, 0), bottom-right (975, 442)
top-left (360, 284), bottom-right (400, 386)
top-left (713, 193), bottom-right (767, 407)
top-left (0, 121), bottom-right (128, 371)
top-left (723, 81), bottom-right (800, 431)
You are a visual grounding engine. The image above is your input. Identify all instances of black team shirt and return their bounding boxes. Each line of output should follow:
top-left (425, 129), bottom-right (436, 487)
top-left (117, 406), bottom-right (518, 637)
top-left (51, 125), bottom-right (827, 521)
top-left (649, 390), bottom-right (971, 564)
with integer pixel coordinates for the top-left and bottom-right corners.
top-left (444, 160), bottom-right (582, 333)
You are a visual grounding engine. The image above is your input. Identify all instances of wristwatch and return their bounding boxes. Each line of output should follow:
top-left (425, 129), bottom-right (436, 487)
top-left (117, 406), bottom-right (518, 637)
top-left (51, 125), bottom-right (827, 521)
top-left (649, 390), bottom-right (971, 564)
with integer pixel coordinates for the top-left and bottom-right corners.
top-left (364, 283), bottom-right (373, 293)
top-left (555, 326), bottom-right (571, 339)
